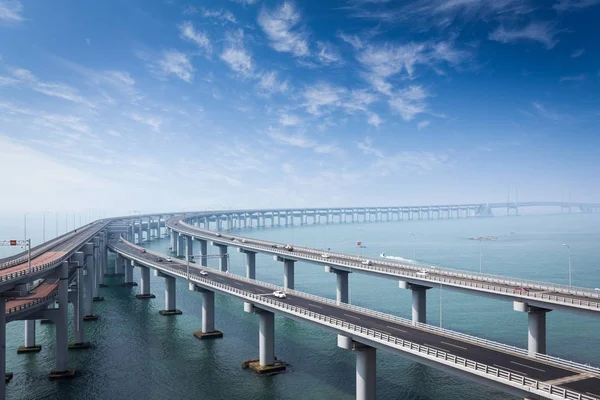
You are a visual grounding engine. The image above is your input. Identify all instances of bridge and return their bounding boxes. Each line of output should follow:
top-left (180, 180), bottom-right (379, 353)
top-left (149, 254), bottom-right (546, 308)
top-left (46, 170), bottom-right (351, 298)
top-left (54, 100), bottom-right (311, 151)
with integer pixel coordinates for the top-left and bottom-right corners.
top-left (0, 203), bottom-right (599, 400)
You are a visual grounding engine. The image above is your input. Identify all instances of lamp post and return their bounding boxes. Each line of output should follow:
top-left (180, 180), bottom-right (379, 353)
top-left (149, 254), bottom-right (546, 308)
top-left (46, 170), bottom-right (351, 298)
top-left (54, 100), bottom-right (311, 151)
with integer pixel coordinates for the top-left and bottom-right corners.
top-left (562, 244), bottom-right (572, 287)
top-left (42, 209), bottom-right (51, 242)
top-left (24, 212), bottom-right (31, 242)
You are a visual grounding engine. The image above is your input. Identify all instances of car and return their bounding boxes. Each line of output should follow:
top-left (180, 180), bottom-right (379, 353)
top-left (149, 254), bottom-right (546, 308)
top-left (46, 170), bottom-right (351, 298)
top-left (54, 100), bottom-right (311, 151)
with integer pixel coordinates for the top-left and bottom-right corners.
top-left (285, 244), bottom-right (294, 251)
top-left (140, 249), bottom-right (146, 253)
top-left (156, 258), bottom-right (163, 262)
top-left (273, 290), bottom-right (286, 299)
top-left (514, 287), bottom-right (529, 294)
top-left (271, 244), bottom-right (278, 248)
top-left (199, 270), bottom-right (208, 276)
top-left (230, 237), bottom-right (235, 241)
top-left (416, 271), bottom-right (428, 277)
top-left (216, 233), bottom-right (222, 237)
top-left (321, 254), bottom-right (329, 258)
top-left (361, 260), bottom-right (372, 266)
top-left (166, 257), bottom-right (172, 262)
top-left (241, 239), bottom-right (247, 243)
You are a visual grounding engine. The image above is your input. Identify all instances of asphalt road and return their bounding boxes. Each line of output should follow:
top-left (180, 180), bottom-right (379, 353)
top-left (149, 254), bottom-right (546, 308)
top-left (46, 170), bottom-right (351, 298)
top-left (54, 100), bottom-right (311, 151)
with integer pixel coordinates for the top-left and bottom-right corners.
top-left (112, 238), bottom-right (600, 396)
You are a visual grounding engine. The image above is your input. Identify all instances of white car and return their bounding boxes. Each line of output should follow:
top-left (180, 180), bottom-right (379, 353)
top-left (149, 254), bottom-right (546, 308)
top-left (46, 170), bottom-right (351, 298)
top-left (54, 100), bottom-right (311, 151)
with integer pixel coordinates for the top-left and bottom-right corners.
top-left (166, 257), bottom-right (172, 262)
top-left (416, 271), bottom-right (428, 277)
top-left (362, 260), bottom-right (372, 266)
top-left (273, 290), bottom-right (286, 299)
top-left (199, 270), bottom-right (208, 276)
top-left (216, 233), bottom-right (222, 237)
top-left (321, 254), bottom-right (329, 258)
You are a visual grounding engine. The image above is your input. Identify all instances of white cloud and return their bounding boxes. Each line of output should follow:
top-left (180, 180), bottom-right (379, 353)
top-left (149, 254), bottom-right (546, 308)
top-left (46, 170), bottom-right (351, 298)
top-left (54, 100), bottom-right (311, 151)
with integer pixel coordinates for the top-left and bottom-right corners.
top-left (258, 1), bottom-right (310, 57)
top-left (158, 50), bottom-right (195, 82)
top-left (357, 137), bottom-right (384, 158)
top-left (128, 113), bottom-right (162, 132)
top-left (367, 112), bottom-right (382, 127)
top-left (220, 30), bottom-right (254, 77)
top-left (489, 21), bottom-right (558, 49)
top-left (0, 0), bottom-right (23, 22)
top-left (268, 129), bottom-right (340, 154)
top-left (302, 82), bottom-right (345, 115)
top-left (257, 70), bottom-right (289, 94)
top-left (418, 120), bottom-right (430, 130)
top-left (554, 0), bottom-right (600, 11)
top-left (107, 129), bottom-right (122, 137)
top-left (570, 49), bottom-right (584, 58)
top-left (279, 113), bottom-right (301, 126)
top-left (388, 86), bottom-right (428, 121)
top-left (281, 162), bottom-right (294, 174)
top-left (9, 68), bottom-right (93, 106)
top-left (231, 0), bottom-right (257, 4)
top-left (316, 41), bottom-right (343, 65)
top-left (202, 8), bottom-right (237, 23)
top-left (337, 32), bottom-right (365, 49)
top-left (559, 74), bottom-right (586, 82)
top-left (0, 103), bottom-right (92, 135)
top-left (344, 90), bottom-right (377, 113)
top-left (532, 101), bottom-right (564, 121)
top-left (85, 38), bottom-right (91, 45)
top-left (178, 21), bottom-right (212, 54)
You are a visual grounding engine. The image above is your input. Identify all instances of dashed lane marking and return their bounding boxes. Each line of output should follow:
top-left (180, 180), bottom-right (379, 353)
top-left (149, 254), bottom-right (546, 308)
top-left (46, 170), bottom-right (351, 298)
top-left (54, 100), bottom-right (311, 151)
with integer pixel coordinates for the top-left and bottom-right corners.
top-left (309, 304), bottom-right (323, 309)
top-left (510, 361), bottom-right (545, 373)
top-left (385, 325), bottom-right (407, 333)
top-left (440, 341), bottom-right (467, 350)
top-left (493, 364), bottom-right (528, 376)
top-left (343, 313), bottom-right (361, 320)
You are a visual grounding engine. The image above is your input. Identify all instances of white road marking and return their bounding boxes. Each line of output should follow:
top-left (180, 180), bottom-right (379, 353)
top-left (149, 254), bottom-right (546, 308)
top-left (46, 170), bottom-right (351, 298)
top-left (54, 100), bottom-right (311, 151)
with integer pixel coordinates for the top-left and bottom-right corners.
top-left (510, 361), bottom-right (545, 373)
top-left (586, 392), bottom-right (600, 398)
top-left (493, 364), bottom-right (528, 376)
top-left (343, 313), bottom-right (361, 320)
top-left (440, 341), bottom-right (467, 350)
top-left (385, 325), bottom-right (407, 333)
top-left (309, 304), bottom-right (323, 309)
top-left (426, 344), bottom-right (452, 354)
top-left (232, 281), bottom-right (243, 286)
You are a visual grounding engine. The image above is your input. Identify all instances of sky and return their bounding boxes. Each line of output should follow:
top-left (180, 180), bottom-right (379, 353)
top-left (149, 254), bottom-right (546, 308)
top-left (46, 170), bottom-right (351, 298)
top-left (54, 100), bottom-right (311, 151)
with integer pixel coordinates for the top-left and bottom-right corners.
top-left (0, 0), bottom-right (599, 214)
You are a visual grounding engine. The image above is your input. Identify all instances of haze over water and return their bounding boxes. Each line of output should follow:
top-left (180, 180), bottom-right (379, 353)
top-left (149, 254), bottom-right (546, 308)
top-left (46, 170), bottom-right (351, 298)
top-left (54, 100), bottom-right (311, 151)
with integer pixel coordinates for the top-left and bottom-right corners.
top-left (3, 212), bottom-right (600, 400)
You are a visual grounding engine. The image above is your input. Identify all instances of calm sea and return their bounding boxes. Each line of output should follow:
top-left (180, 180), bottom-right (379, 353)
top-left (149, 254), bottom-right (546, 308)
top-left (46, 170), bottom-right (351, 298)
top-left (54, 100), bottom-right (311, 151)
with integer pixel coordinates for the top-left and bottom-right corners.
top-left (2, 212), bottom-right (600, 399)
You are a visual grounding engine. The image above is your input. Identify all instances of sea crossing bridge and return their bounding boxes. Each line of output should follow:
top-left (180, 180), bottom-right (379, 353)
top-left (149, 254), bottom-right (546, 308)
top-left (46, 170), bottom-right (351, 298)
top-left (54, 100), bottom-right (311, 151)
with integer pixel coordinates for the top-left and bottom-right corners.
top-left (0, 203), bottom-right (599, 400)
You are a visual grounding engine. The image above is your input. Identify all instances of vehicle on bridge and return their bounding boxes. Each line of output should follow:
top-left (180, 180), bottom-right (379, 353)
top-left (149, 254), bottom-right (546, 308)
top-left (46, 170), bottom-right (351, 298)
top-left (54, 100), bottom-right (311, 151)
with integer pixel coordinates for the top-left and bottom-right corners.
top-left (199, 270), bottom-right (208, 276)
top-left (273, 290), bottom-right (286, 299)
top-left (156, 257), bottom-right (163, 262)
top-left (140, 249), bottom-right (146, 253)
top-left (285, 245), bottom-right (294, 251)
top-left (166, 257), bottom-right (172, 262)
top-left (362, 260), bottom-right (372, 266)
top-left (321, 254), bottom-right (329, 258)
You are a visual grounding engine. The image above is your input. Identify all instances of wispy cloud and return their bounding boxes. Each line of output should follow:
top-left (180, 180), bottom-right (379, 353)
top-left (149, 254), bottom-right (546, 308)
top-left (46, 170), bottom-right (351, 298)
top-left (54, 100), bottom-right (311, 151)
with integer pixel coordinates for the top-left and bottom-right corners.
top-left (158, 50), bottom-right (195, 82)
top-left (367, 112), bottom-right (382, 127)
top-left (0, 0), bottom-right (24, 22)
top-left (220, 30), bottom-right (254, 77)
top-left (489, 21), bottom-right (559, 49)
top-left (559, 74), bottom-right (586, 82)
top-left (127, 112), bottom-right (162, 132)
top-left (418, 120), bottom-right (430, 130)
top-left (357, 136), bottom-right (384, 158)
top-left (9, 68), bottom-right (94, 106)
top-left (316, 41), bottom-right (343, 65)
top-left (258, 1), bottom-right (310, 57)
top-left (532, 101), bottom-right (564, 121)
top-left (570, 48), bottom-right (585, 58)
top-left (178, 21), bottom-right (212, 54)
top-left (256, 70), bottom-right (289, 94)
top-left (202, 8), bottom-right (237, 23)
top-left (388, 85), bottom-right (428, 121)
top-left (231, 0), bottom-right (257, 4)
top-left (554, 0), bottom-right (600, 11)
top-left (279, 113), bottom-right (301, 126)
top-left (268, 129), bottom-right (340, 154)
top-left (302, 82), bottom-right (345, 116)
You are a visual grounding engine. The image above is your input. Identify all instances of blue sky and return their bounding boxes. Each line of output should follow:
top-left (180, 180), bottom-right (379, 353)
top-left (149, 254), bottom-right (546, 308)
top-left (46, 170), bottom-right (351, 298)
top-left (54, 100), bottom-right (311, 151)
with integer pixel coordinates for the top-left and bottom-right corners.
top-left (0, 0), bottom-right (598, 213)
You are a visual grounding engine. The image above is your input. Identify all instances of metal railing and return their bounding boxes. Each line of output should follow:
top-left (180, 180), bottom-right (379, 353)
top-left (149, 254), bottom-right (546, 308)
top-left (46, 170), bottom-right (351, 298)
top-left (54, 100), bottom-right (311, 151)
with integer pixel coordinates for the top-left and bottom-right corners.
top-left (5, 288), bottom-right (58, 315)
top-left (174, 220), bottom-right (600, 310)
top-left (114, 242), bottom-right (597, 400)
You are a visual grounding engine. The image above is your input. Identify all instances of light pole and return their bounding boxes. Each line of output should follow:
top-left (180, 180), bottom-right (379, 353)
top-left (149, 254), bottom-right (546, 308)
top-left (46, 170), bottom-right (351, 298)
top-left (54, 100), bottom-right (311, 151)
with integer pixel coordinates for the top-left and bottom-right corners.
top-left (440, 282), bottom-right (443, 328)
top-left (23, 212), bottom-right (31, 242)
top-left (42, 209), bottom-right (51, 242)
top-left (562, 244), bottom-right (572, 287)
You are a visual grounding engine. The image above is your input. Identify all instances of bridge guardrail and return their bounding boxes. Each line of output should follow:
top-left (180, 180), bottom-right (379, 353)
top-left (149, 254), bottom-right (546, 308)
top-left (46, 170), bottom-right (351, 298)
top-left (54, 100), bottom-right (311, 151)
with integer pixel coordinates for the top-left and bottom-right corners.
top-left (175, 220), bottom-right (600, 311)
top-left (118, 247), bottom-right (596, 400)
top-left (5, 288), bottom-right (59, 315)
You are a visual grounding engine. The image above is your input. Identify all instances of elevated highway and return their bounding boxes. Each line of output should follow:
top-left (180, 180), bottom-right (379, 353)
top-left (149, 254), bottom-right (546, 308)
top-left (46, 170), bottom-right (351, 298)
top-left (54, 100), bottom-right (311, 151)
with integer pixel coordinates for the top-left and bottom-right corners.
top-left (109, 237), bottom-right (600, 400)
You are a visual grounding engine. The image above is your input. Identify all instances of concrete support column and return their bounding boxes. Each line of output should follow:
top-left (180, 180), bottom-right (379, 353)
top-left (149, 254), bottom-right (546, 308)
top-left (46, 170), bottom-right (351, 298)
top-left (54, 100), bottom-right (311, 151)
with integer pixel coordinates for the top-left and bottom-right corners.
top-left (242, 250), bottom-right (256, 279)
top-left (83, 243), bottom-right (97, 320)
top-left (50, 261), bottom-right (74, 378)
top-left (186, 235), bottom-right (193, 262)
top-left (123, 259), bottom-right (135, 286)
top-left (18, 319), bottom-right (40, 353)
top-left (356, 346), bottom-right (376, 400)
top-left (0, 298), bottom-right (5, 399)
top-left (190, 285), bottom-right (223, 339)
top-left (274, 257), bottom-right (295, 290)
top-left (259, 310), bottom-right (275, 366)
top-left (177, 233), bottom-right (185, 257)
top-left (198, 239), bottom-right (208, 267)
top-left (136, 265), bottom-right (155, 299)
top-left (157, 273), bottom-right (181, 315)
top-left (514, 302), bottom-right (550, 356)
top-left (93, 237), bottom-right (104, 300)
top-left (326, 266), bottom-right (350, 305)
top-left (212, 243), bottom-right (228, 272)
top-left (115, 253), bottom-right (123, 275)
top-left (70, 252), bottom-right (90, 349)
top-left (170, 230), bottom-right (176, 252)
top-left (411, 287), bottom-right (427, 325)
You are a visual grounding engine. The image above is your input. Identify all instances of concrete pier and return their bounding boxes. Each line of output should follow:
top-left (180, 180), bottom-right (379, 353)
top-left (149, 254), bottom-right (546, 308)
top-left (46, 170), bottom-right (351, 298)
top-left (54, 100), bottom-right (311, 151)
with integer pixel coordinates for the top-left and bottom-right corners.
top-left (83, 243), bottom-right (98, 320)
top-left (157, 272), bottom-right (181, 315)
top-left (186, 235), bottom-right (193, 262)
top-left (325, 266), bottom-right (350, 304)
top-left (49, 261), bottom-right (75, 379)
top-left (189, 284), bottom-right (223, 339)
top-left (69, 252), bottom-right (90, 349)
top-left (338, 336), bottom-right (376, 400)
top-left (136, 264), bottom-right (155, 299)
top-left (238, 248), bottom-right (256, 279)
top-left (122, 258), bottom-right (136, 286)
top-left (243, 303), bottom-right (286, 374)
top-left (170, 230), bottom-right (176, 252)
top-left (17, 319), bottom-right (41, 353)
top-left (274, 256), bottom-right (295, 290)
top-left (0, 298), bottom-right (5, 399)
top-left (411, 287), bottom-right (427, 324)
top-left (197, 239), bottom-right (208, 267)
top-left (177, 233), bottom-right (185, 257)
top-left (93, 237), bottom-right (104, 301)
top-left (514, 302), bottom-right (550, 355)
top-left (212, 242), bottom-right (228, 272)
